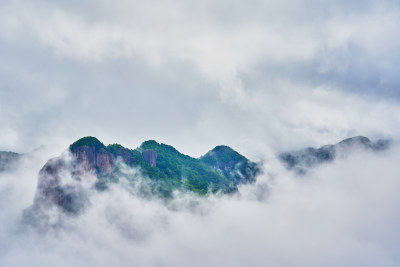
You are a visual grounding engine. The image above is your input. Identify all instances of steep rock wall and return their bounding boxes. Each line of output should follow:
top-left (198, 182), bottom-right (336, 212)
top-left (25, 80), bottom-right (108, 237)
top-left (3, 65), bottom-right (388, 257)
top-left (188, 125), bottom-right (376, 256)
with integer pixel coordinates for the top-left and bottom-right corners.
top-left (142, 150), bottom-right (157, 167)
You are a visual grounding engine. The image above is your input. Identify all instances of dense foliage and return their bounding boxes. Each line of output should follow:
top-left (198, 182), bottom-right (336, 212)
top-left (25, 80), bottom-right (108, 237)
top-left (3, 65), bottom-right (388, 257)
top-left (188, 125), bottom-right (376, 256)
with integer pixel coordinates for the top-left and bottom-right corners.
top-left (200, 145), bottom-right (260, 184)
top-left (140, 140), bottom-right (233, 195)
top-left (68, 137), bottom-right (259, 197)
top-left (70, 136), bottom-right (106, 152)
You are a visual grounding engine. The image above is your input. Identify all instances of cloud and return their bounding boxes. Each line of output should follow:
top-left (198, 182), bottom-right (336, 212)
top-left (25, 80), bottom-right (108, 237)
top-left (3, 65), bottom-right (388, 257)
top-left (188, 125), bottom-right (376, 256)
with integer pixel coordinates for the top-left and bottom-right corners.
top-left (1, 142), bottom-right (400, 266)
top-left (2, 0), bottom-right (400, 102)
top-left (0, 0), bottom-right (400, 155)
top-left (0, 1), bottom-right (399, 265)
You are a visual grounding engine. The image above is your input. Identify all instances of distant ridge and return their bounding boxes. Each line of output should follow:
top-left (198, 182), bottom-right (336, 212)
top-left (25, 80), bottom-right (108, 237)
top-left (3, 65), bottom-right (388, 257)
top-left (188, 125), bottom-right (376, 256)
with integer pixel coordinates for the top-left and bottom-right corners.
top-left (279, 136), bottom-right (390, 174)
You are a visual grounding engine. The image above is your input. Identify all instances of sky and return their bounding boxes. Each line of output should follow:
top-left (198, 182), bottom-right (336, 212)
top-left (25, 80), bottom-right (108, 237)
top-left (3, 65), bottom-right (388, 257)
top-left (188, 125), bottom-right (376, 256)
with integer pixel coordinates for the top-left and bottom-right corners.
top-left (0, 0), bottom-right (400, 158)
top-left (1, 1), bottom-right (400, 266)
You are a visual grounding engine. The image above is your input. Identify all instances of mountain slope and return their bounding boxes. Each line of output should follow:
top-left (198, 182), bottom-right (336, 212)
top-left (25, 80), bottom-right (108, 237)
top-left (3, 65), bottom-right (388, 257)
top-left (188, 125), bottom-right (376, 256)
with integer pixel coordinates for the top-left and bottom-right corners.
top-left (30, 137), bottom-right (260, 215)
top-left (26, 135), bottom-right (390, 220)
top-left (200, 145), bottom-right (259, 185)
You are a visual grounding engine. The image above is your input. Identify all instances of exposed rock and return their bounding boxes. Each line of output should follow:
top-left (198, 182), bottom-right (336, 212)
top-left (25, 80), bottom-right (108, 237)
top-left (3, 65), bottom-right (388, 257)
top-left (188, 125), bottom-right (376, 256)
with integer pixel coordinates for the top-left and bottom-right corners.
top-left (74, 147), bottom-right (96, 173)
top-left (96, 151), bottom-right (112, 173)
top-left (24, 155), bottom-right (89, 229)
top-left (70, 137), bottom-right (113, 174)
top-left (107, 144), bottom-right (134, 165)
top-left (30, 137), bottom-right (112, 214)
top-left (32, 154), bottom-right (91, 215)
top-left (34, 157), bottom-right (67, 208)
top-left (142, 150), bottom-right (157, 167)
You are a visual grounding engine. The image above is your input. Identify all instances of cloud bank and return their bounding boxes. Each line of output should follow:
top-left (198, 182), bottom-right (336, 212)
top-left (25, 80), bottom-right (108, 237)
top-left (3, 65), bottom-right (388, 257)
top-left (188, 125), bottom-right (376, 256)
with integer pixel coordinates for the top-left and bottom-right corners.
top-left (0, 143), bottom-right (400, 266)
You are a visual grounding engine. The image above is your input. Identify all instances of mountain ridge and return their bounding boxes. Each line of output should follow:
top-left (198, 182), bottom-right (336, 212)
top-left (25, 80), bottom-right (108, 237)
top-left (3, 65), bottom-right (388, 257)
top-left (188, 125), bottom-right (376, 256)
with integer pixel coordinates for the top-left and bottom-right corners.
top-left (279, 136), bottom-right (390, 174)
top-left (0, 135), bottom-right (391, 224)
top-left (27, 136), bottom-right (260, 216)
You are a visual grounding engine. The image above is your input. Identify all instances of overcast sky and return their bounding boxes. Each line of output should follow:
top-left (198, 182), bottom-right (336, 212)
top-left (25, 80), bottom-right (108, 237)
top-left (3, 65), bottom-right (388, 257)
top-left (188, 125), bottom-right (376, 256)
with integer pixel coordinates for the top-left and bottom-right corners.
top-left (1, 0), bottom-right (400, 158)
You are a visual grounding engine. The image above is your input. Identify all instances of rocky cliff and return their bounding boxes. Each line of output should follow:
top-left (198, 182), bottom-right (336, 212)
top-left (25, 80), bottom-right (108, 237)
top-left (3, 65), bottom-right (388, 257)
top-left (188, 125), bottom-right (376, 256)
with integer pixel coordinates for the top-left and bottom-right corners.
top-left (142, 150), bottom-right (157, 167)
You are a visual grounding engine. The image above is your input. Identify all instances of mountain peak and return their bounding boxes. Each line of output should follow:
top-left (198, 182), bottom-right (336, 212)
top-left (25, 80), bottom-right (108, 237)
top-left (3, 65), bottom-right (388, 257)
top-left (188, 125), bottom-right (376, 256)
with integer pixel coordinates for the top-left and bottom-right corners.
top-left (140, 140), bottom-right (159, 147)
top-left (202, 145), bottom-right (245, 164)
top-left (337, 136), bottom-right (370, 146)
top-left (140, 140), bottom-right (180, 155)
top-left (201, 145), bottom-right (259, 184)
top-left (279, 136), bottom-right (391, 174)
top-left (210, 145), bottom-right (235, 153)
top-left (69, 136), bottom-right (106, 152)
top-left (140, 140), bottom-right (164, 151)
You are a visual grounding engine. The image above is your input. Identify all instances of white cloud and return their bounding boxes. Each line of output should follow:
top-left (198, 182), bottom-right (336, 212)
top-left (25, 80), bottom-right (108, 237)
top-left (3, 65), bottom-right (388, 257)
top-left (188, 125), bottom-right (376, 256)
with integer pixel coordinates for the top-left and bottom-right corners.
top-left (7, 1), bottom-right (396, 83)
top-left (0, 0), bottom-right (399, 154)
top-left (1, 143), bottom-right (400, 266)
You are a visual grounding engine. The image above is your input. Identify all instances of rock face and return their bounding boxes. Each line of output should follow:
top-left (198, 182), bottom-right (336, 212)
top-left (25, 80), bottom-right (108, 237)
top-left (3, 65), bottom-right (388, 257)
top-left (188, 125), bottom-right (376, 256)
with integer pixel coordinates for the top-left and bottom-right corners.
top-left (33, 156), bottom-right (87, 214)
top-left (279, 136), bottom-right (390, 174)
top-left (70, 137), bottom-right (113, 174)
top-left (142, 150), bottom-right (157, 167)
top-left (31, 137), bottom-right (118, 214)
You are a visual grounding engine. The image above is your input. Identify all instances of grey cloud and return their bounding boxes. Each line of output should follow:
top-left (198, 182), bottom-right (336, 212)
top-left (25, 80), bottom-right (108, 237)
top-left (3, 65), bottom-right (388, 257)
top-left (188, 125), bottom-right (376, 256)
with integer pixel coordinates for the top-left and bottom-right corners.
top-left (0, 0), bottom-right (400, 155)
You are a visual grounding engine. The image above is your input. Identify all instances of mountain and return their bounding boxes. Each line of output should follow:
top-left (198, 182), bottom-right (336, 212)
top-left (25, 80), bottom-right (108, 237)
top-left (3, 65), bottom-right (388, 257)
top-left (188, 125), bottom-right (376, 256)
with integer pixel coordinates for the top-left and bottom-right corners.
top-left (200, 145), bottom-right (259, 185)
top-left (30, 137), bottom-right (260, 214)
top-left (0, 151), bottom-right (21, 172)
top-left (24, 135), bottom-right (391, 222)
top-left (279, 136), bottom-right (390, 174)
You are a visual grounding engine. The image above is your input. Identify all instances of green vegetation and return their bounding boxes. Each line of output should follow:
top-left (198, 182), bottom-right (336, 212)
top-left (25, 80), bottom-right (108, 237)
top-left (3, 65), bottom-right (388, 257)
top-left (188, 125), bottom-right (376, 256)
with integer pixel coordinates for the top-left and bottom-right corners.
top-left (106, 143), bottom-right (126, 154)
top-left (70, 136), bottom-right (106, 152)
top-left (201, 145), bottom-right (260, 184)
top-left (201, 145), bottom-right (245, 166)
top-left (70, 136), bottom-right (259, 197)
top-left (140, 140), bottom-right (234, 195)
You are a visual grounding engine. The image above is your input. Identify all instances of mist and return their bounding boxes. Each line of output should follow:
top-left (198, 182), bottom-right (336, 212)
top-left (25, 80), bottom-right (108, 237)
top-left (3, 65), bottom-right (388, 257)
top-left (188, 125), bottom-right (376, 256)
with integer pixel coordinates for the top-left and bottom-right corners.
top-left (0, 142), bottom-right (399, 267)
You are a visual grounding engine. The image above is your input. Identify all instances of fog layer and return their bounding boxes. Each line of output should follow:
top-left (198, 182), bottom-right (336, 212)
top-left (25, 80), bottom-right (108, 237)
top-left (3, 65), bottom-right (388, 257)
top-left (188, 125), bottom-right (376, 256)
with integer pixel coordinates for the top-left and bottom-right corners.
top-left (0, 144), bottom-right (399, 267)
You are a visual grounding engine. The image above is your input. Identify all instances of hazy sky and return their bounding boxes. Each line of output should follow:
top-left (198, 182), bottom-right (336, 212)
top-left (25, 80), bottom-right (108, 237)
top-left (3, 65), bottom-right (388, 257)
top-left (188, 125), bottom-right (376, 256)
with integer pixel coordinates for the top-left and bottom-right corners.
top-left (1, 0), bottom-right (400, 157)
